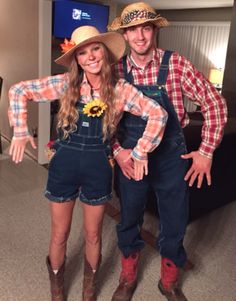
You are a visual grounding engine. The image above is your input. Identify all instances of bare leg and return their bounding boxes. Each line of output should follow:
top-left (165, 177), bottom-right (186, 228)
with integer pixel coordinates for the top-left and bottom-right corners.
top-left (82, 202), bottom-right (106, 269)
top-left (49, 200), bottom-right (75, 269)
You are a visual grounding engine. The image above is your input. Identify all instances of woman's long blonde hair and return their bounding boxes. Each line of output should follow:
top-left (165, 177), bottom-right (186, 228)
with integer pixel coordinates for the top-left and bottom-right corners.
top-left (57, 43), bottom-right (117, 139)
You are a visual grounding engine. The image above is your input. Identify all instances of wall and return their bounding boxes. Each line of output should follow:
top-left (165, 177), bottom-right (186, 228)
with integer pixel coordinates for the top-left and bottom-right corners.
top-left (159, 7), bottom-right (232, 22)
top-left (222, 0), bottom-right (236, 117)
top-left (115, 5), bottom-right (232, 21)
top-left (0, 0), bottom-right (39, 151)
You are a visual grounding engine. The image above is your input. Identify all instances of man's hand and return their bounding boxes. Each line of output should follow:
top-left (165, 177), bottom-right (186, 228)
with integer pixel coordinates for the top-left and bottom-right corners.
top-left (181, 151), bottom-right (212, 188)
top-left (9, 136), bottom-right (37, 163)
top-left (115, 148), bottom-right (134, 179)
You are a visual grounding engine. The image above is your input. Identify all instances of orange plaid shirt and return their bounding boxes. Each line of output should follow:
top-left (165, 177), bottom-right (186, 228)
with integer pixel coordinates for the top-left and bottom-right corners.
top-left (8, 73), bottom-right (168, 161)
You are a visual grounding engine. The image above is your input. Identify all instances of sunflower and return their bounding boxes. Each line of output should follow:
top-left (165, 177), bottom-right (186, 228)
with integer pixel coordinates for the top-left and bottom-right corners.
top-left (83, 99), bottom-right (107, 117)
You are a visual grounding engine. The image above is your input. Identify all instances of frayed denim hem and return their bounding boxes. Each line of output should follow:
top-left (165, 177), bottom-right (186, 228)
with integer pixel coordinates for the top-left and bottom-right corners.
top-left (44, 190), bottom-right (79, 203)
top-left (79, 191), bottom-right (112, 206)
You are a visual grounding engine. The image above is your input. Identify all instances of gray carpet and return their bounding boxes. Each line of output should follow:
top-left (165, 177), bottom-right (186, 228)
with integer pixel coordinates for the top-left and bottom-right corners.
top-left (0, 137), bottom-right (236, 301)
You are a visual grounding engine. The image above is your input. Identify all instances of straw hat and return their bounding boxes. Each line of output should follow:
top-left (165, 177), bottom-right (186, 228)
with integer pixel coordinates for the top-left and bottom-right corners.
top-left (108, 2), bottom-right (169, 31)
top-left (55, 26), bottom-right (126, 67)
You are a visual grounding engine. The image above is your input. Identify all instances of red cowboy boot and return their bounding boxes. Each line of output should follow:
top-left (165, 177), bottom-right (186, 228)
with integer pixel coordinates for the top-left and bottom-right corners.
top-left (111, 251), bottom-right (140, 301)
top-left (158, 257), bottom-right (188, 301)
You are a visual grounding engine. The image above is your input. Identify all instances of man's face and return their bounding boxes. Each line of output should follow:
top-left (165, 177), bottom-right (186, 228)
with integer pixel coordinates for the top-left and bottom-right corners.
top-left (123, 23), bottom-right (156, 56)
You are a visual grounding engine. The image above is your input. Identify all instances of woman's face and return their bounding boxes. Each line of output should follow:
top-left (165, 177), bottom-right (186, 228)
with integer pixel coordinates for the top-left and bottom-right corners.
top-left (75, 42), bottom-right (104, 76)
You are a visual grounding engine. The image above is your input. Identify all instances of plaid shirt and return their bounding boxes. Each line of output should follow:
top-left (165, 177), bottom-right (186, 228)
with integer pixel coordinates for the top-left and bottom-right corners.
top-left (8, 73), bottom-right (167, 161)
top-left (114, 49), bottom-right (227, 159)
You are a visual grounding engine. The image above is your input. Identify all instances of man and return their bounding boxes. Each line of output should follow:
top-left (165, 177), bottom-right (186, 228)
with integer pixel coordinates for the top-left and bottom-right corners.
top-left (108, 2), bottom-right (227, 301)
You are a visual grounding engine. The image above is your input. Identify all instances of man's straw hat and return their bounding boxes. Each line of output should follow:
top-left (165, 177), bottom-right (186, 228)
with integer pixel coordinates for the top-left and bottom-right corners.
top-left (108, 2), bottom-right (169, 31)
top-left (56, 26), bottom-right (126, 67)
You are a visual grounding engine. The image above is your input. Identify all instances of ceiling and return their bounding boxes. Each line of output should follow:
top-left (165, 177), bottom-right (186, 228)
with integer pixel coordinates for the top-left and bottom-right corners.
top-left (114, 0), bottom-right (234, 10)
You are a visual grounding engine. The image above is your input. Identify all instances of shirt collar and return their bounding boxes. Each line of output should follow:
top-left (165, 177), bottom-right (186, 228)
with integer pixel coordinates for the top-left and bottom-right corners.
top-left (80, 73), bottom-right (100, 101)
top-left (126, 49), bottom-right (160, 73)
top-left (81, 73), bottom-right (91, 93)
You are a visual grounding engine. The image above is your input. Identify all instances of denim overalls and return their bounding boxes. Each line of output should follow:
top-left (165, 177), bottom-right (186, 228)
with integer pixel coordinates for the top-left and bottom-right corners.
top-left (116, 51), bottom-right (189, 267)
top-left (45, 101), bottom-right (112, 205)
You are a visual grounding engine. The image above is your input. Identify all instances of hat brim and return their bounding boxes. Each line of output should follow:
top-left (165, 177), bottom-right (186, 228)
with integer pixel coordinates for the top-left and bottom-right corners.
top-left (108, 17), bottom-right (169, 31)
top-left (55, 32), bottom-right (126, 67)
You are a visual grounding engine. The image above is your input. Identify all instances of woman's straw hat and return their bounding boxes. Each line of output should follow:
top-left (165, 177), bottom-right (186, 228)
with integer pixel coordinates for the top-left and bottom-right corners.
top-left (55, 25), bottom-right (126, 67)
top-left (108, 2), bottom-right (169, 31)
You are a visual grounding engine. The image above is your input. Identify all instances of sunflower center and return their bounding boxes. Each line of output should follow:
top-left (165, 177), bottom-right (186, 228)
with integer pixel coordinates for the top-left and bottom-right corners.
top-left (90, 106), bottom-right (102, 114)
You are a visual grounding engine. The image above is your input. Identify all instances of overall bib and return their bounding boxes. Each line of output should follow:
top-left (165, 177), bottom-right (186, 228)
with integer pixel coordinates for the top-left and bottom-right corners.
top-left (45, 101), bottom-right (112, 205)
top-left (116, 51), bottom-right (189, 267)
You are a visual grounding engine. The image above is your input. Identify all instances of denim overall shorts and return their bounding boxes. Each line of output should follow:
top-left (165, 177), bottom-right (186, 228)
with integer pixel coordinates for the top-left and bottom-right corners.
top-left (116, 51), bottom-right (189, 267)
top-left (45, 101), bottom-right (112, 205)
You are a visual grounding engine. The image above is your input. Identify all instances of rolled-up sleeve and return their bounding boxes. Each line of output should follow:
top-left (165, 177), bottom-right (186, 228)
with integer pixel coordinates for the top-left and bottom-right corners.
top-left (178, 55), bottom-right (227, 158)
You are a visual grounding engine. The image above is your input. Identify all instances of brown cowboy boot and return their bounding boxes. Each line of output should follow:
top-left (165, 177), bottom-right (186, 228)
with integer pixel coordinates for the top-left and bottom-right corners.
top-left (111, 251), bottom-right (140, 301)
top-left (158, 257), bottom-right (188, 301)
top-left (46, 256), bottom-right (65, 301)
top-left (82, 255), bottom-right (101, 301)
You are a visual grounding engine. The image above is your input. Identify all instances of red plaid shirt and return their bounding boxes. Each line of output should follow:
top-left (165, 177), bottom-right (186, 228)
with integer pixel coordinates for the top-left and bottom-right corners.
top-left (114, 49), bottom-right (227, 159)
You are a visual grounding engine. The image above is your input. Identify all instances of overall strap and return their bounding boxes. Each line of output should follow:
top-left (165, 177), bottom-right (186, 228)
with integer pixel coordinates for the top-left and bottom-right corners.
top-left (122, 55), bottom-right (134, 83)
top-left (157, 50), bottom-right (173, 86)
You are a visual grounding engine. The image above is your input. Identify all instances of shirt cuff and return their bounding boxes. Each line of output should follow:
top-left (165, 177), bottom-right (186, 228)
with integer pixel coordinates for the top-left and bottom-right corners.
top-left (112, 142), bottom-right (124, 158)
top-left (131, 147), bottom-right (148, 161)
top-left (13, 126), bottom-right (30, 139)
top-left (198, 141), bottom-right (214, 159)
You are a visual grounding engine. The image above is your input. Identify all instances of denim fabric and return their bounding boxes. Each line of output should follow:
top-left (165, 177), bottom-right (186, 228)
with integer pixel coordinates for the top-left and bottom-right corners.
top-left (45, 102), bottom-right (112, 205)
top-left (116, 51), bottom-right (189, 267)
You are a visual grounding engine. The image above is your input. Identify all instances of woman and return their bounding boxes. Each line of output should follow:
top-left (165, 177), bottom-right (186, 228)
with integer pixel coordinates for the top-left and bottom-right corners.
top-left (8, 26), bottom-right (167, 301)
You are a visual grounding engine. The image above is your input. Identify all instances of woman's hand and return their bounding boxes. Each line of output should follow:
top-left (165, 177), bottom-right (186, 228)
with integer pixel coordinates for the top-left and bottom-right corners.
top-left (133, 158), bottom-right (148, 181)
top-left (9, 136), bottom-right (37, 163)
top-left (115, 149), bottom-right (134, 179)
top-left (115, 149), bottom-right (148, 181)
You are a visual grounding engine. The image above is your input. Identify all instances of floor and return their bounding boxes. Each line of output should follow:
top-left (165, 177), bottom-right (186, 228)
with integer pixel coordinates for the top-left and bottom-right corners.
top-left (0, 137), bottom-right (236, 301)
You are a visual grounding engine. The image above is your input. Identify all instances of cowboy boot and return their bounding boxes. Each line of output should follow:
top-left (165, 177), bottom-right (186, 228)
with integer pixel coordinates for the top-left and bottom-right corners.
top-left (82, 255), bottom-right (101, 301)
top-left (158, 257), bottom-right (188, 301)
top-left (111, 251), bottom-right (140, 301)
top-left (46, 256), bottom-right (65, 301)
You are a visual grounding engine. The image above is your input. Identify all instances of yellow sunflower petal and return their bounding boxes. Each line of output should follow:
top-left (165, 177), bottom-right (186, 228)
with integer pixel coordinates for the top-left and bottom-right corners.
top-left (83, 99), bottom-right (107, 117)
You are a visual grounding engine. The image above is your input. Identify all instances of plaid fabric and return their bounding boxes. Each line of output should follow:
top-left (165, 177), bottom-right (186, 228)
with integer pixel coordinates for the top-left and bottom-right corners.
top-left (8, 73), bottom-right (69, 138)
top-left (114, 49), bottom-right (227, 158)
top-left (8, 74), bottom-right (167, 161)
